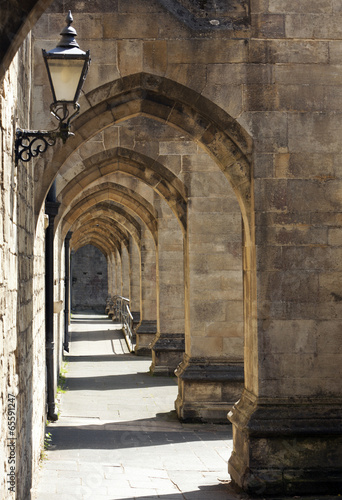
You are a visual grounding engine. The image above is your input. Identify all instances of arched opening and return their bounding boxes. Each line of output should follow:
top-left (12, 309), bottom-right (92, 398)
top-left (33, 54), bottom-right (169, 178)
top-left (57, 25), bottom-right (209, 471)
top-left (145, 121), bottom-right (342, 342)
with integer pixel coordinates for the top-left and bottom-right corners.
top-left (71, 244), bottom-right (108, 313)
top-left (34, 71), bottom-right (254, 496)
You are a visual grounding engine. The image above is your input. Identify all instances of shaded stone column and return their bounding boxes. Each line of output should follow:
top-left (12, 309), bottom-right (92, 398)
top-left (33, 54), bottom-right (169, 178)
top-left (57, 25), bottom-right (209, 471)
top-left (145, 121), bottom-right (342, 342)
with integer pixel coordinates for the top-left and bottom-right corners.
top-left (228, 162), bottom-right (342, 496)
top-left (129, 235), bottom-right (141, 329)
top-left (135, 227), bottom-right (157, 355)
top-left (107, 252), bottom-right (115, 296)
top-left (121, 242), bottom-right (130, 299)
top-left (175, 157), bottom-right (244, 422)
top-left (115, 247), bottom-right (122, 297)
top-left (150, 199), bottom-right (185, 375)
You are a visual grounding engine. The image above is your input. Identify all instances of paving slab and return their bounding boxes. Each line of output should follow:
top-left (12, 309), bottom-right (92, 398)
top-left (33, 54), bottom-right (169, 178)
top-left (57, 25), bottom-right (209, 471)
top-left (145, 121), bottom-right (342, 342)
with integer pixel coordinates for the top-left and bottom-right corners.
top-left (32, 313), bottom-right (340, 500)
top-left (32, 313), bottom-right (235, 500)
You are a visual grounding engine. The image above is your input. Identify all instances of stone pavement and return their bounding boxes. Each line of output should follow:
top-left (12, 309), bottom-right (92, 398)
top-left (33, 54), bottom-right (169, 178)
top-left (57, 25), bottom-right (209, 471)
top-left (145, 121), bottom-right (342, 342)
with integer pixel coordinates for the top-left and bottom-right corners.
top-left (32, 313), bottom-right (341, 500)
top-left (32, 313), bottom-right (238, 500)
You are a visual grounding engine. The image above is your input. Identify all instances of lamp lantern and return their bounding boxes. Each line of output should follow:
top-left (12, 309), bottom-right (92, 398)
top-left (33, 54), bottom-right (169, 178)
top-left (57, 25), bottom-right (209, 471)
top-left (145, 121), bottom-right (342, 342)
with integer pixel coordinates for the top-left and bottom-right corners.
top-left (15, 11), bottom-right (90, 163)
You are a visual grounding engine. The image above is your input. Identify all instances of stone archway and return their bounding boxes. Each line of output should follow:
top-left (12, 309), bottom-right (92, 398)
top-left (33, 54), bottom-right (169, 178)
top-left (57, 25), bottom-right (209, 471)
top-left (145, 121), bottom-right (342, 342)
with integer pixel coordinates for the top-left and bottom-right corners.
top-left (35, 73), bottom-right (252, 231)
top-left (36, 72), bottom-right (255, 391)
top-left (40, 73), bottom-right (255, 415)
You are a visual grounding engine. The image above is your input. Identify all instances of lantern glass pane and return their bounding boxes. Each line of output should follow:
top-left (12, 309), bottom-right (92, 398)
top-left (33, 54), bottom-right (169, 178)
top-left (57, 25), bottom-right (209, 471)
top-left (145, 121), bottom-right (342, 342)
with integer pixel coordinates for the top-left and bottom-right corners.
top-left (48, 58), bottom-right (85, 102)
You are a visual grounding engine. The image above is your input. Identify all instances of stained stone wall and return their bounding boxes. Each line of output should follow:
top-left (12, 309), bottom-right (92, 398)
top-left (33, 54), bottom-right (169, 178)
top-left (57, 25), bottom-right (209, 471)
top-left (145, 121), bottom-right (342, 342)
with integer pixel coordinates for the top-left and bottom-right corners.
top-left (0, 36), bottom-right (46, 500)
top-left (71, 244), bottom-right (108, 312)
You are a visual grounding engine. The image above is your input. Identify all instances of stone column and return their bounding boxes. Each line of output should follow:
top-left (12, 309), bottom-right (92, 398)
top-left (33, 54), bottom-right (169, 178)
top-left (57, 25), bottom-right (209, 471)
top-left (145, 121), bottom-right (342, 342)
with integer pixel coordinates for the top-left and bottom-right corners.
top-left (150, 199), bottom-right (185, 375)
top-left (129, 235), bottom-right (141, 329)
top-left (115, 247), bottom-right (122, 297)
top-left (175, 157), bottom-right (244, 422)
top-left (121, 243), bottom-right (130, 299)
top-left (228, 160), bottom-right (342, 496)
top-left (135, 227), bottom-right (157, 355)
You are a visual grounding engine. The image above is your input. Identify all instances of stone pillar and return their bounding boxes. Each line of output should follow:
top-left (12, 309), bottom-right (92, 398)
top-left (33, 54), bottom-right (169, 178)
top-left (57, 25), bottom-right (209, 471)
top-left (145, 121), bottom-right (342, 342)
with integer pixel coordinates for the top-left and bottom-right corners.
top-left (115, 247), bottom-right (122, 297)
top-left (135, 227), bottom-right (157, 355)
top-left (175, 158), bottom-right (244, 422)
top-left (121, 243), bottom-right (130, 299)
top-left (129, 235), bottom-right (141, 329)
top-left (228, 173), bottom-right (342, 496)
top-left (106, 253), bottom-right (115, 317)
top-left (150, 199), bottom-right (185, 375)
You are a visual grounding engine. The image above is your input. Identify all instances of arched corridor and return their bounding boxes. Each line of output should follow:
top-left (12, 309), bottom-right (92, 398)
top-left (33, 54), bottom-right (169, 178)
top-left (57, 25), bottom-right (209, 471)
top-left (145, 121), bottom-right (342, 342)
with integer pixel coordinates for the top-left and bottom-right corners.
top-left (1, 0), bottom-right (341, 498)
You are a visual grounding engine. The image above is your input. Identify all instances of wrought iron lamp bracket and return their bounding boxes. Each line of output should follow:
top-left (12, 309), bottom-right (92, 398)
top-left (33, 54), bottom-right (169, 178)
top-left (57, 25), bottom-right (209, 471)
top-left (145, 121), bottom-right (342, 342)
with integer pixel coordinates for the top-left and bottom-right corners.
top-left (15, 102), bottom-right (80, 164)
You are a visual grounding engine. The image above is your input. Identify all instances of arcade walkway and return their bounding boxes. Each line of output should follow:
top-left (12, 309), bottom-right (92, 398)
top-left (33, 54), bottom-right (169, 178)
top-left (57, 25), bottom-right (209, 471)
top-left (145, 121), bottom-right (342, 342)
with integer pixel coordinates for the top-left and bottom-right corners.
top-left (33, 313), bottom-right (237, 500)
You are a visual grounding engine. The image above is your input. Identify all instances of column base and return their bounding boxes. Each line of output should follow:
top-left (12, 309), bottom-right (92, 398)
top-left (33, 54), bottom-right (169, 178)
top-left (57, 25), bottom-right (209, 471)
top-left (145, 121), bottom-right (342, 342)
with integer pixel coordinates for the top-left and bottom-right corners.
top-left (135, 320), bottom-right (157, 356)
top-left (131, 311), bottom-right (140, 331)
top-left (228, 390), bottom-right (342, 496)
top-left (150, 333), bottom-right (185, 376)
top-left (175, 355), bottom-right (244, 423)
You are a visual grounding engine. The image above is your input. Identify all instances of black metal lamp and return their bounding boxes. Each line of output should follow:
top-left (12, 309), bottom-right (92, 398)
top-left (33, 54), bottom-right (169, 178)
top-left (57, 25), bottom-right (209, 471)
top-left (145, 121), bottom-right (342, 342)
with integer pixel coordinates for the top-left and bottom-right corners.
top-left (15, 11), bottom-right (90, 164)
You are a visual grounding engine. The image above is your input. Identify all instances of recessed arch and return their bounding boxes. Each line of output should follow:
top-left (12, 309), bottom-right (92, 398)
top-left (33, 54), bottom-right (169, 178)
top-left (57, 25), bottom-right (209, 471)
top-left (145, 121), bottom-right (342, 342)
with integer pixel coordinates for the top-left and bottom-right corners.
top-left (71, 218), bottom-right (130, 247)
top-left (62, 201), bottom-right (142, 244)
top-left (36, 73), bottom-right (252, 240)
top-left (71, 221), bottom-right (129, 255)
top-left (71, 234), bottom-right (113, 257)
top-left (59, 182), bottom-right (158, 244)
top-left (58, 147), bottom-right (188, 232)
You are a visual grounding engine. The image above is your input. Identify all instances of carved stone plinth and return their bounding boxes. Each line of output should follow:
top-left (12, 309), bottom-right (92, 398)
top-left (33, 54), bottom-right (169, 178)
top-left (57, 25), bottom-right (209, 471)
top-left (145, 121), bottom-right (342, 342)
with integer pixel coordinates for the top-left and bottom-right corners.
top-left (228, 390), bottom-right (342, 496)
top-left (135, 320), bottom-right (157, 356)
top-left (150, 333), bottom-right (185, 376)
top-left (175, 355), bottom-right (244, 423)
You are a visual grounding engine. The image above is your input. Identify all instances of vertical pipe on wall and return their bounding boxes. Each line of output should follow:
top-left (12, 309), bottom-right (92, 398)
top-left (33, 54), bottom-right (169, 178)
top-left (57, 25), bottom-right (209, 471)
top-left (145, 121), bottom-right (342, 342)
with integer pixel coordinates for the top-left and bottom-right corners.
top-left (45, 182), bottom-right (60, 421)
top-left (63, 231), bottom-right (72, 352)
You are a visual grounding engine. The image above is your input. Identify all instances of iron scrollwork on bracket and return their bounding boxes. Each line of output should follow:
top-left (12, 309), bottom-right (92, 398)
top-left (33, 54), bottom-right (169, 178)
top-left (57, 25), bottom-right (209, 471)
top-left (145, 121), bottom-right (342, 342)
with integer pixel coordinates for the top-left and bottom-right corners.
top-left (15, 102), bottom-right (78, 164)
top-left (16, 129), bottom-right (58, 163)
top-left (15, 125), bottom-right (74, 164)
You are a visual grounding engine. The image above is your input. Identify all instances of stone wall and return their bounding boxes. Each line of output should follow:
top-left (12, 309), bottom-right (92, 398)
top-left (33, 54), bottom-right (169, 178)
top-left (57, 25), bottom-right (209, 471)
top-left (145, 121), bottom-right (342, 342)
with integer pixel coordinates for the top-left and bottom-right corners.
top-left (0, 35), bottom-right (46, 500)
top-left (71, 244), bottom-right (108, 312)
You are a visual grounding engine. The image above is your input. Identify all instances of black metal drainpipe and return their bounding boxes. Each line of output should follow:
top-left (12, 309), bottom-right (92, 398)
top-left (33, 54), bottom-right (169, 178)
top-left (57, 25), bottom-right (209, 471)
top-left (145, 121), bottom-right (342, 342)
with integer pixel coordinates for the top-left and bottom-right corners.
top-left (45, 182), bottom-right (60, 421)
top-left (63, 231), bottom-right (72, 352)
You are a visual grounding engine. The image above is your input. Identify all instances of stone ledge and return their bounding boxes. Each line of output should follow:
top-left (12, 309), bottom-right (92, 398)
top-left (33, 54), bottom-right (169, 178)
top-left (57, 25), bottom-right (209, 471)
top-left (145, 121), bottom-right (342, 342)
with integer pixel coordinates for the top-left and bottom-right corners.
top-left (150, 333), bottom-right (185, 376)
top-left (229, 389), bottom-right (342, 436)
top-left (135, 320), bottom-right (157, 356)
top-left (175, 355), bottom-right (244, 423)
top-left (175, 355), bottom-right (244, 381)
top-left (136, 320), bottom-right (157, 335)
top-left (131, 310), bottom-right (140, 331)
top-left (228, 390), bottom-right (342, 496)
top-left (175, 398), bottom-right (236, 423)
top-left (150, 332), bottom-right (185, 351)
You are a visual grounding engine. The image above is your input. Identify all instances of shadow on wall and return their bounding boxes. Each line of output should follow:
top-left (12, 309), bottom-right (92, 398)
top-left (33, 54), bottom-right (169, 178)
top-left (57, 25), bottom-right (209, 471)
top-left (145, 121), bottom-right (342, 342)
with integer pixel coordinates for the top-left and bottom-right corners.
top-left (71, 244), bottom-right (108, 312)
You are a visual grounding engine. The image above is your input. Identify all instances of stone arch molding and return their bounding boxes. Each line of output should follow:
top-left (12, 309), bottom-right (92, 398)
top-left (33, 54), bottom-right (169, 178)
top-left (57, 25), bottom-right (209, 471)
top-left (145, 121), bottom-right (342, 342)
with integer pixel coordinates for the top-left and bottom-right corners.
top-left (72, 236), bottom-right (111, 257)
top-left (58, 147), bottom-right (188, 234)
top-left (62, 203), bottom-right (142, 246)
top-left (59, 181), bottom-right (158, 245)
top-left (71, 220), bottom-right (129, 254)
top-left (36, 73), bottom-right (253, 238)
